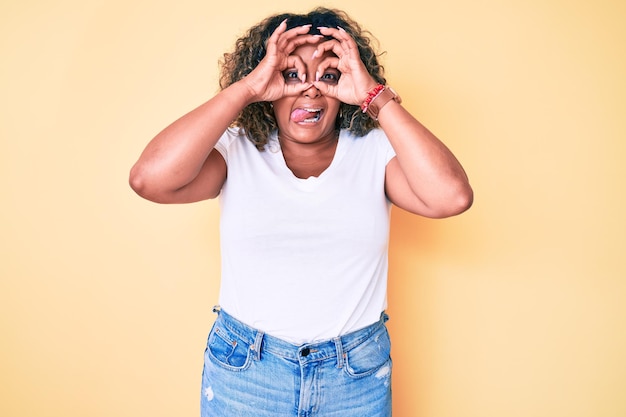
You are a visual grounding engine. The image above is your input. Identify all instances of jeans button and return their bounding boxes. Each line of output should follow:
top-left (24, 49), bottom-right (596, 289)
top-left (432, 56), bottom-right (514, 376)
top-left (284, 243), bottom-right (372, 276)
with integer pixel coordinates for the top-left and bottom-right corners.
top-left (301, 347), bottom-right (310, 357)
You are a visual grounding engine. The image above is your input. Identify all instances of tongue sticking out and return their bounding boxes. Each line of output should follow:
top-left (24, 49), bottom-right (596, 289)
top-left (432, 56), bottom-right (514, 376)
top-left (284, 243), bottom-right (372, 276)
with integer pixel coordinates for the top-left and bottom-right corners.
top-left (291, 109), bottom-right (318, 123)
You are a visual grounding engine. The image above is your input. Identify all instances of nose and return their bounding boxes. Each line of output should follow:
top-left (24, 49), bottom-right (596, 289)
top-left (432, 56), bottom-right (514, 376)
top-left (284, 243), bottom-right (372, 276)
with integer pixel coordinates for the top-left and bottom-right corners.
top-left (303, 83), bottom-right (321, 98)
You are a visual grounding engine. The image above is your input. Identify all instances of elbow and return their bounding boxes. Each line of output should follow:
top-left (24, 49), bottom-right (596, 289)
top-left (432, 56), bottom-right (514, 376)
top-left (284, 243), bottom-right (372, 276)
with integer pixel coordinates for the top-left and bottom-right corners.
top-left (455, 183), bottom-right (474, 214)
top-left (129, 164), bottom-right (149, 198)
top-left (445, 182), bottom-right (474, 217)
top-left (428, 182), bottom-right (474, 219)
top-left (129, 163), bottom-right (164, 203)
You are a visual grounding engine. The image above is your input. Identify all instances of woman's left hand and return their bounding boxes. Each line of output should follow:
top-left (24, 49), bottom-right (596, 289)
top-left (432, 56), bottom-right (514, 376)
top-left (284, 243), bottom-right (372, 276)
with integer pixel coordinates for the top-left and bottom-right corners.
top-left (311, 28), bottom-right (473, 219)
top-left (311, 26), bottom-right (379, 106)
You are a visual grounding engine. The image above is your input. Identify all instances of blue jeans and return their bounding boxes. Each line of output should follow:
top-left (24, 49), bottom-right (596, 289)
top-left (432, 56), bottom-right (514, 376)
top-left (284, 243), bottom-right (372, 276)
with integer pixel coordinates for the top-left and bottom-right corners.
top-left (201, 308), bottom-right (392, 416)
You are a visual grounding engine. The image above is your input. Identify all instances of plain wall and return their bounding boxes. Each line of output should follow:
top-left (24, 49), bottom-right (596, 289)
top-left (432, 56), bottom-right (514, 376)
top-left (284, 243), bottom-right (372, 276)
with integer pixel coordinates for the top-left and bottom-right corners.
top-left (1, 0), bottom-right (625, 416)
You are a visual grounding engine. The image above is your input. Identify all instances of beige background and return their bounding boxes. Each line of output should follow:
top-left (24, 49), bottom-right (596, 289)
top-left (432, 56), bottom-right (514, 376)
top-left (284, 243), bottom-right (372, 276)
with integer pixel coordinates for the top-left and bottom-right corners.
top-left (2, 0), bottom-right (625, 416)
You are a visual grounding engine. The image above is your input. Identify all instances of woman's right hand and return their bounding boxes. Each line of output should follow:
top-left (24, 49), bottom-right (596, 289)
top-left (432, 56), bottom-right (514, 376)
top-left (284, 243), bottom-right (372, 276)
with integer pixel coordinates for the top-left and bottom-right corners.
top-left (241, 20), bottom-right (321, 103)
top-left (129, 21), bottom-right (320, 204)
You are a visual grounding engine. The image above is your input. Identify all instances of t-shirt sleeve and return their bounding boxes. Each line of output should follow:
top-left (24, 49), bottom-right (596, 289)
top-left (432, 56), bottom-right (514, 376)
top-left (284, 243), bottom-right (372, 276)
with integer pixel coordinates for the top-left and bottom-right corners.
top-left (372, 128), bottom-right (396, 165)
top-left (214, 127), bottom-right (244, 164)
top-left (384, 137), bottom-right (396, 165)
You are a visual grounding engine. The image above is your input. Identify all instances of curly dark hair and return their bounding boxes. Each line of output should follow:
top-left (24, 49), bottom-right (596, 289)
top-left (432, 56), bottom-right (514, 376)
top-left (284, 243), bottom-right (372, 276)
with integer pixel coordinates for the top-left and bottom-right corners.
top-left (219, 7), bottom-right (387, 150)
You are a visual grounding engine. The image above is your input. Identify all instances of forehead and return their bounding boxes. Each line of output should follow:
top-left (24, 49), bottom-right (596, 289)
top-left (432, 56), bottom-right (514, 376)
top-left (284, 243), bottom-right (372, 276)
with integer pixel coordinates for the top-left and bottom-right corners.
top-left (292, 40), bottom-right (337, 60)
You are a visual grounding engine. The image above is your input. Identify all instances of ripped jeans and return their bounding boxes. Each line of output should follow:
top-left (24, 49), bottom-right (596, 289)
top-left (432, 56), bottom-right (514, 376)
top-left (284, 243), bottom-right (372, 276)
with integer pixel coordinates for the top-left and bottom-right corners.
top-left (201, 308), bottom-right (392, 417)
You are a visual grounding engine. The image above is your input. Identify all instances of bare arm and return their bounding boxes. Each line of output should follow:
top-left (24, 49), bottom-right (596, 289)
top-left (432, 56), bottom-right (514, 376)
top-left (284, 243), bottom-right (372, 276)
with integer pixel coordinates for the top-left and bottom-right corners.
top-left (312, 27), bottom-right (473, 218)
top-left (129, 21), bottom-right (321, 203)
top-left (378, 102), bottom-right (473, 218)
top-left (129, 83), bottom-right (250, 203)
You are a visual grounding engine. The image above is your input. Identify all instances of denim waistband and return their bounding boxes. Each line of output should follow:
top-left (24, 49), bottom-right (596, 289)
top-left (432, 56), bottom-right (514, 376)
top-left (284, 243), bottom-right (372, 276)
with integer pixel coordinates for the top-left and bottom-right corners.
top-left (212, 306), bottom-right (389, 365)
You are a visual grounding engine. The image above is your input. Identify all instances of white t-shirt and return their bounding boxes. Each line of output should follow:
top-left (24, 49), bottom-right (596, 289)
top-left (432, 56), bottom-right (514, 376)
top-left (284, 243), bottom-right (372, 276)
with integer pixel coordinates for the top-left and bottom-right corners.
top-left (214, 127), bottom-right (396, 344)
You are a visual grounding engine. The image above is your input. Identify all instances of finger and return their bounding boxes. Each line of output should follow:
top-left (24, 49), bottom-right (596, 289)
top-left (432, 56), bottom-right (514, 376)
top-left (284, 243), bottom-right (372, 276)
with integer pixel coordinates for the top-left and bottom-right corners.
top-left (317, 26), bottom-right (356, 48)
top-left (266, 19), bottom-right (288, 50)
top-left (324, 25), bottom-right (355, 43)
top-left (285, 55), bottom-right (308, 83)
top-left (336, 26), bottom-right (360, 57)
top-left (314, 56), bottom-right (340, 81)
top-left (311, 39), bottom-right (343, 60)
top-left (276, 24), bottom-right (313, 51)
top-left (284, 33), bottom-right (324, 55)
top-left (287, 81), bottom-right (315, 96)
top-left (286, 23), bottom-right (314, 36)
top-left (312, 80), bottom-right (336, 98)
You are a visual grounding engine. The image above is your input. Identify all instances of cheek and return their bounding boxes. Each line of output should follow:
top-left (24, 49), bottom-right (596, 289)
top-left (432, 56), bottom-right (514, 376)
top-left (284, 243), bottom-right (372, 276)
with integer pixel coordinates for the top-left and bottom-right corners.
top-left (326, 103), bottom-right (341, 119)
top-left (271, 102), bottom-right (291, 124)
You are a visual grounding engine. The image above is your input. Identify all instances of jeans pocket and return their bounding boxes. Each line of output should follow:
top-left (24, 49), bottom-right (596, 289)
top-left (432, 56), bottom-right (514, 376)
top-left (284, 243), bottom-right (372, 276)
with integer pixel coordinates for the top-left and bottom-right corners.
top-left (344, 326), bottom-right (392, 378)
top-left (206, 323), bottom-right (252, 372)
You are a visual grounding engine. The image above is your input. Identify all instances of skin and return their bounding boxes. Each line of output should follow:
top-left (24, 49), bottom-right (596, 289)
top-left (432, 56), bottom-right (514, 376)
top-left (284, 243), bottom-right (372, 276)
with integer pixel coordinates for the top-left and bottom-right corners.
top-left (129, 20), bottom-right (473, 218)
top-left (272, 41), bottom-right (341, 179)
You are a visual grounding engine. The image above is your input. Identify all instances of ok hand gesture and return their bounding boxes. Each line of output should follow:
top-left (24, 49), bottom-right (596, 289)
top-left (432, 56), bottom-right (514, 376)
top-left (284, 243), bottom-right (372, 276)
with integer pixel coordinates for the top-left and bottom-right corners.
top-left (310, 26), bottom-right (379, 106)
top-left (241, 20), bottom-right (322, 103)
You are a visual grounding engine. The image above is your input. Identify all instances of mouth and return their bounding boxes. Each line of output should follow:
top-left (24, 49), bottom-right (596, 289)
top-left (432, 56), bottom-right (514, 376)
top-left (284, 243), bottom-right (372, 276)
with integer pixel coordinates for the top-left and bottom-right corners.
top-left (291, 108), bottom-right (324, 124)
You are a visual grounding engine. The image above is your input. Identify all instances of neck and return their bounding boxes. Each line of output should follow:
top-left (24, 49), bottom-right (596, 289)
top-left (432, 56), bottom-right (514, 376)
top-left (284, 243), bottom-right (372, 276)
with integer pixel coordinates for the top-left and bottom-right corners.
top-left (278, 130), bottom-right (338, 159)
top-left (278, 130), bottom-right (339, 178)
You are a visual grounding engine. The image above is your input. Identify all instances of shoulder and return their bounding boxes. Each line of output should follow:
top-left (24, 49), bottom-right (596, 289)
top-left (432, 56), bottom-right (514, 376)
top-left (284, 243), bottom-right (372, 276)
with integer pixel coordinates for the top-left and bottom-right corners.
top-left (215, 127), bottom-right (265, 162)
top-left (215, 127), bottom-right (245, 152)
top-left (341, 128), bottom-right (395, 161)
top-left (342, 128), bottom-right (389, 145)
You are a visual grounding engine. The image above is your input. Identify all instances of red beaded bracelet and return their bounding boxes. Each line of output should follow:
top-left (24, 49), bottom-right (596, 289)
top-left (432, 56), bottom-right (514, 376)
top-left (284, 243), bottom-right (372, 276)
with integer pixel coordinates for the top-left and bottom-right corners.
top-left (360, 84), bottom-right (385, 113)
top-left (360, 84), bottom-right (402, 120)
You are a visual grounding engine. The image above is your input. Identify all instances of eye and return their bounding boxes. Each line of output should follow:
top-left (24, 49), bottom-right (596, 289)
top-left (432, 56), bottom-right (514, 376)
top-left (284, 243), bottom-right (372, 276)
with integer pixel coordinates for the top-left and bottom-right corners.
top-left (283, 70), bottom-right (300, 83)
top-left (320, 71), bottom-right (340, 84)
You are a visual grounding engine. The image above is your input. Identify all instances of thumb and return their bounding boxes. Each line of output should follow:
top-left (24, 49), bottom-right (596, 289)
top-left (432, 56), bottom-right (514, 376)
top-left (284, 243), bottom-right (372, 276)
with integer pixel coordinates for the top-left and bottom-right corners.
top-left (283, 81), bottom-right (314, 97)
top-left (312, 81), bottom-right (336, 98)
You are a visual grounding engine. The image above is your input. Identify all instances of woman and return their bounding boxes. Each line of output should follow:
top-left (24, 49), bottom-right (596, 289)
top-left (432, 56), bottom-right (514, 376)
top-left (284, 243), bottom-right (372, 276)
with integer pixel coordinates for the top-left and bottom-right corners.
top-left (130, 7), bottom-right (472, 417)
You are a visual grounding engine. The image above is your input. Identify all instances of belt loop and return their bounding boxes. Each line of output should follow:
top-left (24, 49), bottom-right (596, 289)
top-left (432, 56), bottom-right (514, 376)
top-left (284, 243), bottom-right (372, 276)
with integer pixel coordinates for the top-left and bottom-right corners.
top-left (381, 311), bottom-right (389, 323)
top-left (334, 337), bottom-right (344, 369)
top-left (251, 330), bottom-right (264, 361)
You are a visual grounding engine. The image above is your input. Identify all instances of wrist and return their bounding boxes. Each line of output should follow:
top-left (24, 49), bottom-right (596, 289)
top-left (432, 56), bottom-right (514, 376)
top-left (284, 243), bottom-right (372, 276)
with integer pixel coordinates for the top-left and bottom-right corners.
top-left (231, 79), bottom-right (260, 106)
top-left (361, 85), bottom-right (402, 120)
